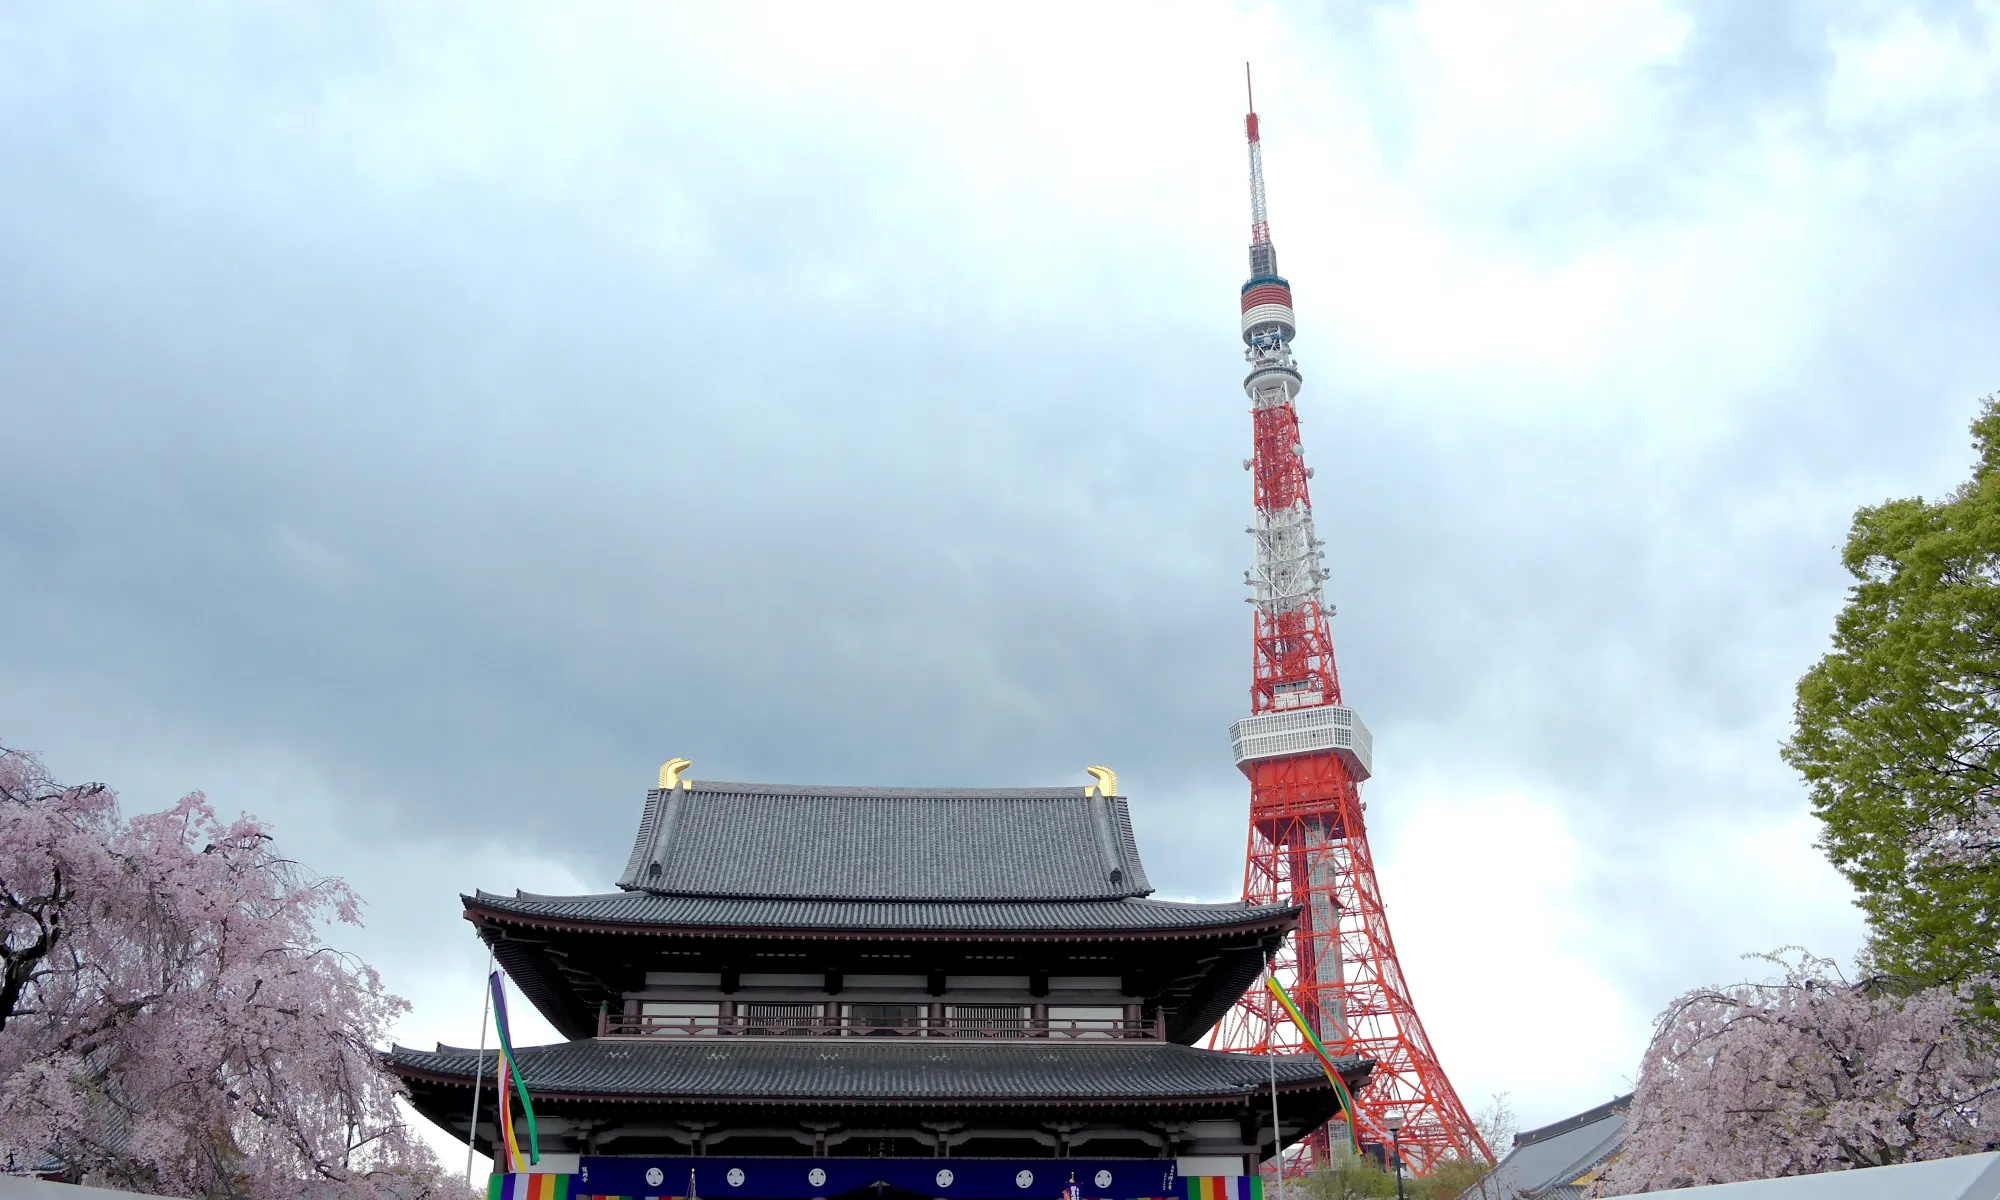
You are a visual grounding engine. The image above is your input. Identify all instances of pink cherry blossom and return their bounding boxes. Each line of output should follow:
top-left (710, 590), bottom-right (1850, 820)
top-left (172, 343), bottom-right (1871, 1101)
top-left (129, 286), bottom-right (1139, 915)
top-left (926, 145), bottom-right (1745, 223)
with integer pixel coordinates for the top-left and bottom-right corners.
top-left (1602, 949), bottom-right (2000, 1194)
top-left (1909, 794), bottom-right (2000, 871)
top-left (0, 746), bottom-right (451, 1199)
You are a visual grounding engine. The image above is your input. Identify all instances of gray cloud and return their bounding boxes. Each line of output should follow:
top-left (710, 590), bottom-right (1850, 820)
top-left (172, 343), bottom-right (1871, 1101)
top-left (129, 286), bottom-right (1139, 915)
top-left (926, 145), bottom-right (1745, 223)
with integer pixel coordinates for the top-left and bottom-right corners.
top-left (4, 1), bottom-right (1998, 1130)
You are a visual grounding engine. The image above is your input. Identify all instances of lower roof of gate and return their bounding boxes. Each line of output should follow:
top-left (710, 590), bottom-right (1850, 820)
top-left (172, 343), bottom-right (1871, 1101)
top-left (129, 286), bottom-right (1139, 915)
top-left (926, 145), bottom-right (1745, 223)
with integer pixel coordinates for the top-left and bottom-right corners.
top-left (387, 1036), bottom-right (1371, 1104)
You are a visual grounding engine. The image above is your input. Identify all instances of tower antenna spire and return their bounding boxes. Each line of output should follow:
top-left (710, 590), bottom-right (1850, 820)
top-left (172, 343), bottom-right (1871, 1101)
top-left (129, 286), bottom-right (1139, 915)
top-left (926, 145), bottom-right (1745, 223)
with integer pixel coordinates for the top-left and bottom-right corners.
top-left (1244, 64), bottom-right (1273, 271)
top-left (1210, 84), bottom-right (1492, 1177)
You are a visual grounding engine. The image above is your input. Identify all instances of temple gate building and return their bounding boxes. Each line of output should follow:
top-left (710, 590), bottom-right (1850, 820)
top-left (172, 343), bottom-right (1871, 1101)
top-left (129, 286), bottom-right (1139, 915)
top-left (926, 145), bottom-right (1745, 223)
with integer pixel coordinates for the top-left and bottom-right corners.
top-left (389, 771), bottom-right (1370, 1197)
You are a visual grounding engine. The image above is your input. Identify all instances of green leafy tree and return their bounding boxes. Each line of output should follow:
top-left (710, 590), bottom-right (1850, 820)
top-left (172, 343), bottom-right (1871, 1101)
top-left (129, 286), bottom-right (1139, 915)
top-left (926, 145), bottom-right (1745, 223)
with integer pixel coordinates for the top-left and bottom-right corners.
top-left (1410, 1156), bottom-right (1494, 1200)
top-left (1784, 395), bottom-right (2000, 984)
top-left (1295, 1133), bottom-right (1499, 1200)
top-left (1297, 1155), bottom-right (1398, 1200)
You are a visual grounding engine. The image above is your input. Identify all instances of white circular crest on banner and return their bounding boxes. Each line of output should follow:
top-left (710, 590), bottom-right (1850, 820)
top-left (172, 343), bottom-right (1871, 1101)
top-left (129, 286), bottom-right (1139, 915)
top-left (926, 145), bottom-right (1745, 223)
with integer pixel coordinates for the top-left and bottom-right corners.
top-left (808, 1169), bottom-right (827, 1187)
top-left (1015, 1171), bottom-right (1034, 1189)
top-left (727, 1168), bottom-right (746, 1188)
top-left (645, 1169), bottom-right (664, 1188)
top-left (1095, 1172), bottom-right (1112, 1188)
top-left (935, 1170), bottom-right (954, 1188)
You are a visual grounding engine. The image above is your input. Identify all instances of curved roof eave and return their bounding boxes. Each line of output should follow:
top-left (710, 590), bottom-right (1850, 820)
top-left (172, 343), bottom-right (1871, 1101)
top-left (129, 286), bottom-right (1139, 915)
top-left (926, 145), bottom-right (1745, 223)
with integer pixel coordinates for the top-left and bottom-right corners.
top-left (460, 890), bottom-right (1302, 943)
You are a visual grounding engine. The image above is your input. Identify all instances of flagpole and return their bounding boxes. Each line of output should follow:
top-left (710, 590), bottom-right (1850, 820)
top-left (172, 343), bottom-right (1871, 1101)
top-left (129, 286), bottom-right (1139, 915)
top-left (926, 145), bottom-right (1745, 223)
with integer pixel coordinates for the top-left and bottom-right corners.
top-left (1266, 955), bottom-right (1286, 1200)
top-left (465, 949), bottom-right (495, 1188)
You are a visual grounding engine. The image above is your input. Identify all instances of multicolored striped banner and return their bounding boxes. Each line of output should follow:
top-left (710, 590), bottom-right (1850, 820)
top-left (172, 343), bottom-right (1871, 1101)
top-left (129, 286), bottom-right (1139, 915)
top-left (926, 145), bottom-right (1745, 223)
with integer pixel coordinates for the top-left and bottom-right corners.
top-left (1264, 974), bottom-right (1366, 1154)
top-left (488, 1173), bottom-right (572, 1200)
top-left (491, 970), bottom-right (540, 1170)
top-left (1184, 1177), bottom-right (1263, 1200)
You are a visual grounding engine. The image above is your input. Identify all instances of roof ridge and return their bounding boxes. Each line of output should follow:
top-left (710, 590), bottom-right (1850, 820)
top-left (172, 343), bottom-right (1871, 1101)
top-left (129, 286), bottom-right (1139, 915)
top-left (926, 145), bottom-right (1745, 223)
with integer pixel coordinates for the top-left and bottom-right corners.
top-left (473, 891), bottom-right (1296, 911)
top-left (1514, 1093), bottom-right (1633, 1147)
top-left (637, 886), bottom-right (1142, 903)
top-left (675, 780), bottom-right (1095, 798)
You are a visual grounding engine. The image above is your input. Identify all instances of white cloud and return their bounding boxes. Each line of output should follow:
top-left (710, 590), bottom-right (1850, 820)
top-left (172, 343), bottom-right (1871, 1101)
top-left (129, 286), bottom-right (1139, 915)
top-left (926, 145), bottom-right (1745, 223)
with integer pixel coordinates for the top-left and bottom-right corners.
top-left (1828, 5), bottom-right (2000, 125)
top-left (1368, 0), bottom-right (1693, 191)
top-left (1371, 774), bottom-right (1655, 1121)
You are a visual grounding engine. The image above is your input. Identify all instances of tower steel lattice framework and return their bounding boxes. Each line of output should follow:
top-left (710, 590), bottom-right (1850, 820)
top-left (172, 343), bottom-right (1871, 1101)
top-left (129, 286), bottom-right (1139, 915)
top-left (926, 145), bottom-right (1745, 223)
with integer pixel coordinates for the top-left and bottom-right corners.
top-left (1207, 71), bottom-right (1491, 1175)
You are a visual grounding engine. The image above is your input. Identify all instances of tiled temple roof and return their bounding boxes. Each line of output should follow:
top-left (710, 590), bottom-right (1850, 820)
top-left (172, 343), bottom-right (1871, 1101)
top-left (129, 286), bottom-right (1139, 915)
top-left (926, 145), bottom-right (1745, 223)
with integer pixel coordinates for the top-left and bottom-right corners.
top-left (1479, 1095), bottom-right (1632, 1200)
top-left (388, 1037), bottom-right (1368, 1103)
top-left (617, 782), bottom-right (1151, 901)
top-left (468, 889), bottom-right (1297, 937)
top-left (469, 776), bottom-right (1291, 1046)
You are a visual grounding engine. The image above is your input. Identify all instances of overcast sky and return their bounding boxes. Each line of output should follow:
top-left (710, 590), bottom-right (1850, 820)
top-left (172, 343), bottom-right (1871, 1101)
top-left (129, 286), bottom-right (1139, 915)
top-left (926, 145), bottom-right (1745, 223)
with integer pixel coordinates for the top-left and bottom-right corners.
top-left (6, 0), bottom-right (2000, 1158)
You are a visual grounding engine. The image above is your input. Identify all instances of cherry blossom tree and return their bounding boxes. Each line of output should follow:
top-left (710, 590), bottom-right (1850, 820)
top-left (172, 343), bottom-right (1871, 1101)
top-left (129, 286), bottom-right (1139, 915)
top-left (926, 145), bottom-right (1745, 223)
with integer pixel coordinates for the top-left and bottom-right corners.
top-left (1910, 790), bottom-right (2000, 887)
top-left (0, 746), bottom-right (450, 1199)
top-left (1601, 950), bottom-right (2000, 1194)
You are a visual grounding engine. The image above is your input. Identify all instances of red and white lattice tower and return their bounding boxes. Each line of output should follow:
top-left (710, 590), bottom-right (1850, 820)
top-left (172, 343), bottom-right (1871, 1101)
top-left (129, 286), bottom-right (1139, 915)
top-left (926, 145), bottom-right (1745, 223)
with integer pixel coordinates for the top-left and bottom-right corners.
top-left (1206, 70), bottom-right (1491, 1174)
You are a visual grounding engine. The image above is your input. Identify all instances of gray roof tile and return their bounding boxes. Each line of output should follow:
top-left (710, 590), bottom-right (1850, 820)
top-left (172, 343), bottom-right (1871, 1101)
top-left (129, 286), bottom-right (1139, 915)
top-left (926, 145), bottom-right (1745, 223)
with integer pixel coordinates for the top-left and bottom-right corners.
top-left (617, 782), bottom-right (1153, 901)
top-left (388, 1037), bottom-right (1366, 1102)
top-left (1473, 1099), bottom-right (1629, 1200)
top-left (470, 889), bottom-right (1294, 935)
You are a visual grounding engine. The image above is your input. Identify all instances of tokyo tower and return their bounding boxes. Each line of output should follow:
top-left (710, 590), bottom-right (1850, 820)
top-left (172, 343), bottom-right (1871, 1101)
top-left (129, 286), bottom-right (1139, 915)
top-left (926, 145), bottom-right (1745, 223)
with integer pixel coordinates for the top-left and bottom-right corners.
top-left (1207, 69), bottom-right (1490, 1173)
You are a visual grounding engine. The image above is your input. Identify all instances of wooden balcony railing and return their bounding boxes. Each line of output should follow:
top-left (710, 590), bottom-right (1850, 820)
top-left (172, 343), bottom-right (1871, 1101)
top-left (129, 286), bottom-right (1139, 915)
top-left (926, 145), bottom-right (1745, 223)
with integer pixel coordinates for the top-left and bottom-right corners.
top-left (597, 1009), bottom-right (1165, 1041)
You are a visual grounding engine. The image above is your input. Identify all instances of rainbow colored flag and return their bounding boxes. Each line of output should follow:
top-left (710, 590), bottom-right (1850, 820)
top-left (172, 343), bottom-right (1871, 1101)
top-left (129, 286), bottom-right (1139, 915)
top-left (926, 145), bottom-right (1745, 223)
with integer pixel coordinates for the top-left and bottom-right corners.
top-left (1264, 974), bottom-right (1365, 1154)
top-left (488, 1173), bottom-right (571, 1200)
top-left (490, 970), bottom-right (541, 1170)
top-left (1184, 1177), bottom-right (1263, 1200)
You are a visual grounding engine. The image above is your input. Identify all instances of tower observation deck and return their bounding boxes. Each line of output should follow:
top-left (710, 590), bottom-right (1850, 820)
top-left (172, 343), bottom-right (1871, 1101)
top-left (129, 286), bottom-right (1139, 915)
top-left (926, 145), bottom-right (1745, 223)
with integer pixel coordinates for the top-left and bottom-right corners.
top-left (1207, 68), bottom-right (1490, 1175)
